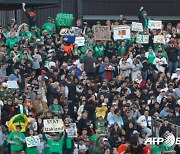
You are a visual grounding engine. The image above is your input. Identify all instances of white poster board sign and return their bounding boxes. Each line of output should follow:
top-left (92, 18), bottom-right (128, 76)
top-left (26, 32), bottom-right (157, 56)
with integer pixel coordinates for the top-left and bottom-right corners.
top-left (71, 27), bottom-right (82, 35)
top-left (148, 20), bottom-right (162, 29)
top-left (25, 136), bottom-right (40, 148)
top-left (136, 35), bottom-right (149, 44)
top-left (131, 22), bottom-right (143, 32)
top-left (94, 26), bottom-right (111, 40)
top-left (7, 81), bottom-right (19, 89)
top-left (43, 119), bottom-right (64, 132)
top-left (66, 123), bottom-right (78, 138)
top-left (113, 26), bottom-right (131, 40)
top-left (153, 35), bottom-right (165, 44)
top-left (75, 37), bottom-right (85, 46)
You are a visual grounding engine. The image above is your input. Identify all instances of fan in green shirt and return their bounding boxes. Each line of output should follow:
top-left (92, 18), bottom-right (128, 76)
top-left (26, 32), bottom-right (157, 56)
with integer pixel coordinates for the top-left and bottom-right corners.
top-left (25, 129), bottom-right (38, 154)
top-left (43, 132), bottom-right (67, 154)
top-left (5, 32), bottom-right (18, 49)
top-left (93, 41), bottom-right (105, 58)
top-left (8, 125), bottom-right (26, 153)
top-left (152, 144), bottom-right (165, 154)
top-left (42, 17), bottom-right (56, 35)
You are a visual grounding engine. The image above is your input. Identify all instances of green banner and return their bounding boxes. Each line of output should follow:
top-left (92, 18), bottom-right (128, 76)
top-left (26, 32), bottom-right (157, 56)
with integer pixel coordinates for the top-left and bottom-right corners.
top-left (56, 13), bottom-right (73, 27)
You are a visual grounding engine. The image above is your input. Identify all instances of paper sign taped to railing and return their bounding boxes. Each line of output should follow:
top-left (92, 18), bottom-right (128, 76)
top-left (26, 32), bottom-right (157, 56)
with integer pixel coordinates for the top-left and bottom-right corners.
top-left (148, 20), bottom-right (162, 29)
top-left (131, 22), bottom-right (143, 32)
top-left (25, 136), bottom-right (40, 148)
top-left (43, 119), bottom-right (64, 132)
top-left (113, 26), bottom-right (130, 40)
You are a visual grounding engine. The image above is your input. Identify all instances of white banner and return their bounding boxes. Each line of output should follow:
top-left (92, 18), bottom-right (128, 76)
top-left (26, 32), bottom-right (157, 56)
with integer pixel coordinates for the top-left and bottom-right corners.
top-left (148, 20), bottom-right (162, 29)
top-left (7, 81), bottom-right (19, 89)
top-left (25, 136), bottom-right (40, 148)
top-left (43, 119), bottom-right (64, 132)
top-left (131, 22), bottom-right (143, 32)
top-left (136, 35), bottom-right (149, 44)
top-left (66, 123), bottom-right (78, 138)
top-left (71, 27), bottom-right (82, 35)
top-left (153, 35), bottom-right (165, 44)
top-left (113, 26), bottom-right (131, 40)
top-left (75, 37), bottom-right (85, 46)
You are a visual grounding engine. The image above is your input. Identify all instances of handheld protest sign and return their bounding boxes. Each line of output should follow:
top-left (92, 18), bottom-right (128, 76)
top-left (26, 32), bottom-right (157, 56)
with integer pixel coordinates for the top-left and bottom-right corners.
top-left (43, 119), bottom-right (64, 132)
top-left (94, 26), bottom-right (111, 40)
top-left (25, 136), bottom-right (40, 148)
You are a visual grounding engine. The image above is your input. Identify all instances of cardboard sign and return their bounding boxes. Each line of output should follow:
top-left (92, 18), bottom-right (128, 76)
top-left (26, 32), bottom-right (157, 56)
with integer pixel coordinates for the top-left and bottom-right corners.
top-left (136, 35), bottom-right (149, 44)
top-left (153, 35), bottom-right (165, 44)
top-left (131, 22), bottom-right (143, 32)
top-left (66, 123), bottom-right (78, 138)
top-left (94, 26), bottom-right (111, 40)
top-left (56, 13), bottom-right (73, 27)
top-left (43, 119), bottom-right (64, 132)
top-left (75, 37), bottom-right (85, 46)
top-left (25, 136), bottom-right (40, 148)
top-left (113, 26), bottom-right (131, 40)
top-left (71, 27), bottom-right (82, 35)
top-left (7, 81), bottom-right (19, 89)
top-left (148, 20), bottom-right (162, 29)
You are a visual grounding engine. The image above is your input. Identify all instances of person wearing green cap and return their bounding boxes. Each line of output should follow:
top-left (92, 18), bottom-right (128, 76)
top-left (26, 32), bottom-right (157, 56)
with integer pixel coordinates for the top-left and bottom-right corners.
top-left (138, 6), bottom-right (148, 29)
top-left (42, 17), bottom-right (56, 35)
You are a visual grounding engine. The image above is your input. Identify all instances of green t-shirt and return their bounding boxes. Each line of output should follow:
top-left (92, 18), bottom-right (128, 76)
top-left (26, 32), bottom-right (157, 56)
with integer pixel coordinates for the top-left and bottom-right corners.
top-left (42, 23), bottom-right (56, 35)
top-left (94, 120), bottom-right (106, 134)
top-left (9, 50), bottom-right (23, 62)
top-left (20, 31), bottom-right (32, 41)
top-left (47, 139), bottom-right (64, 154)
top-left (90, 134), bottom-right (98, 141)
top-left (147, 52), bottom-right (156, 64)
top-left (152, 145), bottom-right (164, 154)
top-left (8, 131), bottom-right (25, 151)
top-left (93, 45), bottom-right (105, 58)
top-left (5, 37), bottom-right (18, 49)
top-left (118, 46), bottom-right (126, 56)
top-left (26, 146), bottom-right (38, 154)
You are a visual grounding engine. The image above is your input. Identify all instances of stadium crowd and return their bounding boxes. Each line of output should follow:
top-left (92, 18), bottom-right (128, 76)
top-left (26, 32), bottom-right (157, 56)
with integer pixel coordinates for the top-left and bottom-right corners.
top-left (0, 4), bottom-right (179, 154)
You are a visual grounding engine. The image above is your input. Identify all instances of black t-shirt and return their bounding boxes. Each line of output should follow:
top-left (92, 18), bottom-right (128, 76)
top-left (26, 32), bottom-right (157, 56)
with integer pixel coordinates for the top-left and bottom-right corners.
top-left (82, 57), bottom-right (97, 73)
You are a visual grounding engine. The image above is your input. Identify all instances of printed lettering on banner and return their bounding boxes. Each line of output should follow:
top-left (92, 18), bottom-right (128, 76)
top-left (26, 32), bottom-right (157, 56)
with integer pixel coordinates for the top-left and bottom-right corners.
top-left (136, 35), bottom-right (149, 44)
top-left (131, 22), bottom-right (143, 32)
top-left (25, 136), bottom-right (40, 148)
top-left (75, 37), bottom-right (85, 46)
top-left (148, 20), bottom-right (162, 29)
top-left (153, 35), bottom-right (165, 44)
top-left (94, 26), bottom-right (111, 40)
top-left (113, 26), bottom-right (130, 40)
top-left (43, 119), bottom-right (64, 132)
top-left (66, 123), bottom-right (78, 138)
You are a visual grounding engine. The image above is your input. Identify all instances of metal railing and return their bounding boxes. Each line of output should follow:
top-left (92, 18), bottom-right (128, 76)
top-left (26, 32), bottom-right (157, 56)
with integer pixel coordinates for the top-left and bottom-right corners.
top-left (151, 116), bottom-right (180, 138)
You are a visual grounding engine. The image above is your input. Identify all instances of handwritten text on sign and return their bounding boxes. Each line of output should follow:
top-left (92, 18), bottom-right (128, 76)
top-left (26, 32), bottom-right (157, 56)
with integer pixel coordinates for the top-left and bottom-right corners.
top-left (43, 119), bottom-right (64, 132)
top-left (148, 20), bottom-right (162, 30)
top-left (131, 22), bottom-right (143, 32)
top-left (153, 35), bottom-right (165, 44)
top-left (94, 26), bottom-right (111, 40)
top-left (25, 136), bottom-right (40, 148)
top-left (136, 35), bottom-right (149, 44)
